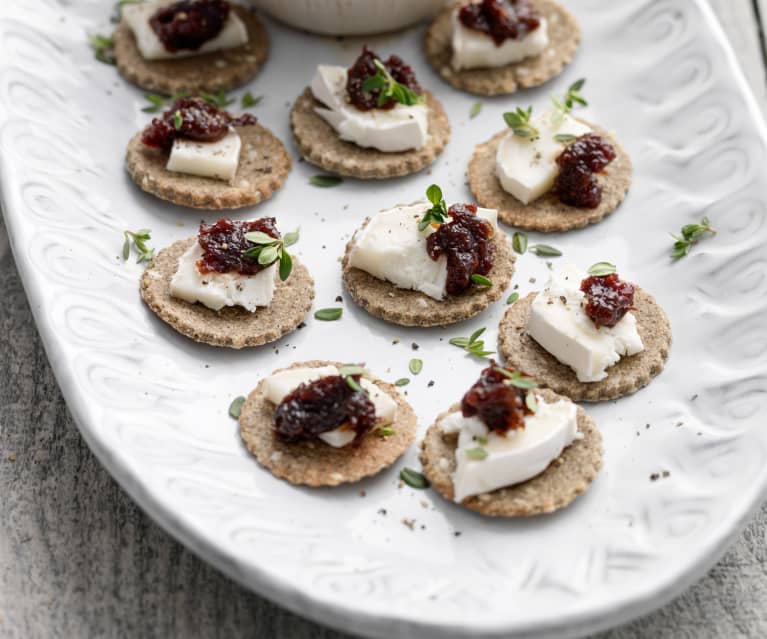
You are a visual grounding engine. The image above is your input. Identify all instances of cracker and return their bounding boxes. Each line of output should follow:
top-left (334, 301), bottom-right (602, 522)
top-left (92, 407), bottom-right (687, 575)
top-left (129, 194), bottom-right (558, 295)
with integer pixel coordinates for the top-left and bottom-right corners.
top-left (113, 5), bottom-right (269, 95)
top-left (419, 389), bottom-right (602, 516)
top-left (126, 123), bottom-right (292, 210)
top-left (140, 238), bottom-right (314, 349)
top-left (498, 289), bottom-right (672, 402)
top-left (341, 221), bottom-right (515, 327)
top-left (239, 360), bottom-right (418, 487)
top-left (290, 88), bottom-right (450, 179)
top-left (468, 123), bottom-right (633, 232)
top-left (424, 0), bottom-right (580, 96)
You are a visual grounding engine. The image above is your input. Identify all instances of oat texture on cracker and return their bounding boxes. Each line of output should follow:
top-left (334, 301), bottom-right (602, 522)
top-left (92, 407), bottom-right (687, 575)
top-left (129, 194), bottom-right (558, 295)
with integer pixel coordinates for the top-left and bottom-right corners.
top-left (419, 390), bottom-right (602, 516)
top-left (424, 0), bottom-right (580, 96)
top-left (239, 361), bottom-right (418, 487)
top-left (126, 124), bottom-right (291, 210)
top-left (468, 123), bottom-right (633, 232)
top-left (341, 219), bottom-right (515, 326)
top-left (498, 289), bottom-right (672, 402)
top-left (113, 5), bottom-right (269, 95)
top-left (290, 88), bottom-right (451, 179)
top-left (140, 238), bottom-right (314, 349)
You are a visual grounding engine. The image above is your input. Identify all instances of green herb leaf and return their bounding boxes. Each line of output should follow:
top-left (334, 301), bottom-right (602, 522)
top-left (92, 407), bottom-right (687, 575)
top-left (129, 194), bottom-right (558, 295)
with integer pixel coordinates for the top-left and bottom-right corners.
top-left (315, 307), bottom-right (343, 321)
top-left (587, 261), bottom-right (617, 276)
top-left (122, 235), bottom-right (131, 260)
top-left (465, 447), bottom-right (488, 461)
top-left (241, 91), bottom-right (262, 109)
top-left (448, 337), bottom-right (470, 348)
top-left (375, 426), bottom-right (396, 438)
top-left (409, 358), bottom-right (423, 375)
top-left (278, 251), bottom-right (292, 281)
top-left (173, 110), bottom-right (183, 130)
top-left (554, 133), bottom-right (577, 143)
top-left (364, 59), bottom-right (426, 108)
top-left (525, 391), bottom-right (538, 413)
top-left (338, 364), bottom-right (366, 377)
top-left (400, 467), bottom-right (430, 489)
top-left (282, 229), bottom-right (300, 247)
top-left (228, 396), bottom-right (246, 419)
top-left (529, 244), bottom-right (562, 257)
top-left (494, 367), bottom-right (538, 389)
top-left (257, 244), bottom-right (280, 266)
top-left (89, 34), bottom-right (116, 65)
top-left (394, 378), bottom-right (410, 387)
top-left (419, 183), bottom-right (450, 231)
top-left (512, 231), bottom-right (528, 254)
top-left (142, 93), bottom-right (168, 113)
top-left (426, 184), bottom-right (442, 205)
top-left (122, 229), bottom-right (154, 264)
top-left (309, 174), bottom-right (343, 188)
top-left (201, 90), bottom-right (233, 108)
top-left (670, 216), bottom-right (716, 259)
top-left (506, 292), bottom-right (519, 304)
top-left (450, 327), bottom-right (494, 359)
top-left (470, 274), bottom-right (492, 287)
top-left (470, 101), bottom-right (482, 119)
top-left (503, 106), bottom-right (539, 138)
top-left (551, 78), bottom-right (588, 123)
top-left (244, 231), bottom-right (277, 245)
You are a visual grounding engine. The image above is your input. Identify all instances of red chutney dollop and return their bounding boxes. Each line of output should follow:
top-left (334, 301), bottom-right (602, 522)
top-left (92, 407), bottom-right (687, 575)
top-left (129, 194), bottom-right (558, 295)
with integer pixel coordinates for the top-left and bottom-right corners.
top-left (141, 97), bottom-right (257, 152)
top-left (459, 0), bottom-right (542, 45)
top-left (461, 363), bottom-right (534, 434)
top-left (346, 46), bottom-right (422, 111)
top-left (196, 217), bottom-right (279, 276)
top-left (274, 375), bottom-right (377, 445)
top-left (555, 133), bottom-right (616, 209)
top-left (150, 0), bottom-right (231, 53)
top-left (426, 203), bottom-right (495, 296)
top-left (580, 273), bottom-right (635, 328)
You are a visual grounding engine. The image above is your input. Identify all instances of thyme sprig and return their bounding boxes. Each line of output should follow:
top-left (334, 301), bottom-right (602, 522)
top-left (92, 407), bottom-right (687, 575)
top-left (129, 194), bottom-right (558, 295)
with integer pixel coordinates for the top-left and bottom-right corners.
top-left (242, 228), bottom-right (299, 281)
top-left (89, 34), bottom-right (116, 65)
top-left (449, 327), bottom-right (494, 358)
top-left (338, 364), bottom-right (366, 392)
top-left (122, 229), bottom-right (154, 263)
top-left (587, 261), bottom-right (617, 276)
top-left (551, 78), bottom-right (587, 125)
top-left (362, 59), bottom-right (425, 107)
top-left (493, 367), bottom-right (538, 389)
top-left (503, 106), bottom-right (539, 139)
top-left (671, 217), bottom-right (716, 259)
top-left (419, 184), bottom-right (449, 231)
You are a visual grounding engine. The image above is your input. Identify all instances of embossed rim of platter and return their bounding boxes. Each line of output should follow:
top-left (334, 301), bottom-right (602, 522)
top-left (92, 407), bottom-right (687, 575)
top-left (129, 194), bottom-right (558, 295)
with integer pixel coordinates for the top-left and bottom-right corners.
top-left (2, 1), bottom-right (767, 638)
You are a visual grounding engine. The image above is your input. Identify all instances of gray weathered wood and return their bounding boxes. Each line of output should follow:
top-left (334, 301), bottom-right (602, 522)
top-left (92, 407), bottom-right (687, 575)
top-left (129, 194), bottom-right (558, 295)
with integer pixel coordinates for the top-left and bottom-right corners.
top-left (2, 2), bottom-right (767, 638)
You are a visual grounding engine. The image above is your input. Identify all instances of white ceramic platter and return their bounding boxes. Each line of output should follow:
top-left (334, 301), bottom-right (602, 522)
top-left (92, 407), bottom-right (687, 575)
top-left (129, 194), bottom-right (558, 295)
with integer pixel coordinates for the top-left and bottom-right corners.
top-left (1, 1), bottom-right (766, 637)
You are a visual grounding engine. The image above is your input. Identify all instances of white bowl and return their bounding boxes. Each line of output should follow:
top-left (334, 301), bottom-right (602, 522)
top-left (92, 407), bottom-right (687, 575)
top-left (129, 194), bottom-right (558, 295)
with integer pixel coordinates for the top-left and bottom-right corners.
top-left (246, 0), bottom-right (448, 36)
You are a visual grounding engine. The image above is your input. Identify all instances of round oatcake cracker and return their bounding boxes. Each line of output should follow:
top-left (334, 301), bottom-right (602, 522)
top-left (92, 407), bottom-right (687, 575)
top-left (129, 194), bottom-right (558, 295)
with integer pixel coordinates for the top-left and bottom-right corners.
top-left (113, 5), bottom-right (269, 95)
top-left (290, 88), bottom-right (451, 179)
top-left (468, 123), bottom-right (633, 232)
top-left (424, 0), bottom-right (580, 96)
top-left (239, 360), bottom-right (418, 487)
top-left (341, 221), bottom-right (515, 327)
top-left (419, 390), bottom-right (602, 517)
top-left (140, 238), bottom-right (314, 349)
top-left (498, 290), bottom-right (672, 402)
top-left (126, 124), bottom-right (292, 210)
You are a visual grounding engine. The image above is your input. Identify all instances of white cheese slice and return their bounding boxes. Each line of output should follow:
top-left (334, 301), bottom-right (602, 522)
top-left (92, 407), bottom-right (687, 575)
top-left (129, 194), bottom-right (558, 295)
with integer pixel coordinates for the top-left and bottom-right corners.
top-left (450, 10), bottom-right (549, 71)
top-left (443, 396), bottom-right (578, 501)
top-left (347, 201), bottom-right (498, 301)
top-left (169, 242), bottom-right (276, 312)
top-left (123, 1), bottom-right (248, 61)
top-left (262, 366), bottom-right (398, 448)
top-left (527, 265), bottom-right (644, 382)
top-left (166, 128), bottom-right (241, 183)
top-left (495, 108), bottom-right (592, 205)
top-left (310, 65), bottom-right (429, 153)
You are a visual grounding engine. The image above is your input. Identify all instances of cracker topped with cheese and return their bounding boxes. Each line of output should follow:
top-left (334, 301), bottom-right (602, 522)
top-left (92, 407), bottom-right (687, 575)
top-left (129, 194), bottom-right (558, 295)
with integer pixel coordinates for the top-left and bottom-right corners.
top-left (468, 80), bottom-right (633, 232)
top-left (126, 96), bottom-right (291, 209)
top-left (342, 185), bottom-right (515, 327)
top-left (425, 0), bottom-right (580, 96)
top-left (419, 364), bottom-right (602, 516)
top-left (113, 0), bottom-right (269, 95)
top-left (498, 263), bottom-right (672, 401)
top-left (140, 218), bottom-right (314, 348)
top-left (290, 46), bottom-right (450, 179)
top-left (239, 361), bottom-right (418, 487)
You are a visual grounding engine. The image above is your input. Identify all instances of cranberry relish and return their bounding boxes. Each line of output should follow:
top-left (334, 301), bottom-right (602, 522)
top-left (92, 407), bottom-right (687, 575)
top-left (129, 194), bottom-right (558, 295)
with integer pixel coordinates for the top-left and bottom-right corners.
top-left (141, 97), bottom-right (257, 153)
top-left (150, 0), bottom-right (231, 53)
top-left (459, 0), bottom-right (542, 46)
top-left (461, 363), bottom-right (535, 434)
top-left (346, 46), bottom-right (422, 111)
top-left (196, 218), bottom-right (279, 276)
top-left (580, 272), bottom-right (635, 328)
top-left (426, 203), bottom-right (495, 296)
top-left (274, 375), bottom-right (377, 445)
top-left (555, 133), bottom-right (616, 209)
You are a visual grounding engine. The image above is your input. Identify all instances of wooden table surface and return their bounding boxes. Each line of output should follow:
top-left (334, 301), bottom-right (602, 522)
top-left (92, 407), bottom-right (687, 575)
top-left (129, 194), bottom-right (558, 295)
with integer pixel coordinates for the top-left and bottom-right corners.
top-left (2, 2), bottom-right (767, 638)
